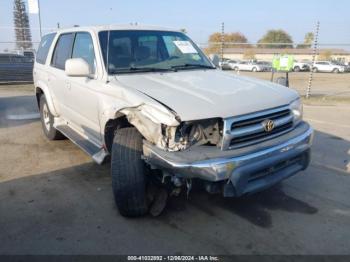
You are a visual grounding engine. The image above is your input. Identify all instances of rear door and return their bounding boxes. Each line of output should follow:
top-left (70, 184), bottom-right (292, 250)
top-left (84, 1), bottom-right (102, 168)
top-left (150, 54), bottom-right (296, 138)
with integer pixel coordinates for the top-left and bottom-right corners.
top-left (48, 33), bottom-right (75, 119)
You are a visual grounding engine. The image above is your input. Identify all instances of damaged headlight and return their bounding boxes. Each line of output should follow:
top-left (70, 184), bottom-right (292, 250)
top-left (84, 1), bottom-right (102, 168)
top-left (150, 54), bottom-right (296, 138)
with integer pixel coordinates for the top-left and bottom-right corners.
top-left (164, 118), bottom-right (222, 151)
top-left (290, 98), bottom-right (303, 124)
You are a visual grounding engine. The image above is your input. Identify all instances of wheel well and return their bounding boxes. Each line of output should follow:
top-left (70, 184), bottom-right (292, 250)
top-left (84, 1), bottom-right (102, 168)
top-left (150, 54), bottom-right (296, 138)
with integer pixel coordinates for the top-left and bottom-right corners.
top-left (35, 87), bottom-right (44, 109)
top-left (104, 115), bottom-right (132, 153)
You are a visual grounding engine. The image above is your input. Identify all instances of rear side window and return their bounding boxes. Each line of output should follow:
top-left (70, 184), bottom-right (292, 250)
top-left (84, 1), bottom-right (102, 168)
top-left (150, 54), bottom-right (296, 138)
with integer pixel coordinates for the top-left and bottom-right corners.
top-left (36, 33), bottom-right (56, 64)
top-left (51, 33), bottom-right (74, 70)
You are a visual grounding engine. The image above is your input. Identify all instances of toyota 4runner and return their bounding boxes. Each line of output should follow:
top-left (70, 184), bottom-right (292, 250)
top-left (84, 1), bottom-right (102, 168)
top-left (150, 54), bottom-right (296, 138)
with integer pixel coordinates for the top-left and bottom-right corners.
top-left (34, 25), bottom-right (313, 217)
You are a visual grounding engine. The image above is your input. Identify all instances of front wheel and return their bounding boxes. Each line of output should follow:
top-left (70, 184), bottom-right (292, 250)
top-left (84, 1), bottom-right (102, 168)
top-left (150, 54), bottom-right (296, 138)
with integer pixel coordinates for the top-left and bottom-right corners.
top-left (111, 127), bottom-right (149, 217)
top-left (333, 68), bottom-right (340, 74)
top-left (252, 67), bottom-right (257, 72)
top-left (294, 66), bottom-right (300, 72)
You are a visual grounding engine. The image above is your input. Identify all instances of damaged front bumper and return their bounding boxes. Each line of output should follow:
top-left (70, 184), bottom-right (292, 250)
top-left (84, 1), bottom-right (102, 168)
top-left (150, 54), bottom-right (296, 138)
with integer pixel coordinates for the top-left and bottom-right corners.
top-left (143, 122), bottom-right (313, 196)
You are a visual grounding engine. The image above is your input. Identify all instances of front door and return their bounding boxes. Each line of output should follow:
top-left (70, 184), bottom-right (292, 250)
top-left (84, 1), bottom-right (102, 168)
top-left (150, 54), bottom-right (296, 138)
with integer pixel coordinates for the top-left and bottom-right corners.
top-left (64, 32), bottom-right (102, 144)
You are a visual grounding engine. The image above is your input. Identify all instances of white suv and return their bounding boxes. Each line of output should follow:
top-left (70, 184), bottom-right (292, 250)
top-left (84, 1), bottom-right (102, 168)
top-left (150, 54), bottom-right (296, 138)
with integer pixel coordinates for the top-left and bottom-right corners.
top-left (313, 61), bottom-right (345, 73)
top-left (34, 25), bottom-right (313, 217)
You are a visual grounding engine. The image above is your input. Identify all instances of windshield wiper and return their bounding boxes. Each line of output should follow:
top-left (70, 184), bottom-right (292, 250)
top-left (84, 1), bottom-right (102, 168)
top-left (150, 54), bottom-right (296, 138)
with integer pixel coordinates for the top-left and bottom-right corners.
top-left (110, 66), bottom-right (172, 74)
top-left (170, 64), bottom-right (216, 70)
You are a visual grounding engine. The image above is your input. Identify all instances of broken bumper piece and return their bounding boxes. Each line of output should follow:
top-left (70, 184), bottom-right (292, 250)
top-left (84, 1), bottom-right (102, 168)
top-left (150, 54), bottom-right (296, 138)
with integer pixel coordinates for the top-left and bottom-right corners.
top-left (143, 122), bottom-right (313, 196)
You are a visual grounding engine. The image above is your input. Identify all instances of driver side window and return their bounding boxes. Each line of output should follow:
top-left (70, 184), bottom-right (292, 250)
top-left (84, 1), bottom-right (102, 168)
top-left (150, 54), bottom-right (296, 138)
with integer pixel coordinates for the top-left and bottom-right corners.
top-left (72, 32), bottom-right (96, 74)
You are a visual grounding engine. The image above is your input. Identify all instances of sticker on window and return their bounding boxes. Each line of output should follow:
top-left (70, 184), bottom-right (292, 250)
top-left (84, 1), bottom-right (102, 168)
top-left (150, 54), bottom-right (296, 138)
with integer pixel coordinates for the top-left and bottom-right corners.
top-left (173, 41), bottom-right (198, 54)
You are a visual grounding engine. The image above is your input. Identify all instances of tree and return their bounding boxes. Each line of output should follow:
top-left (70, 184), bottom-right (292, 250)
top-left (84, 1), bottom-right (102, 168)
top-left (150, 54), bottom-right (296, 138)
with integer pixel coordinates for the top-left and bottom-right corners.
top-left (243, 49), bottom-right (256, 60)
top-left (318, 50), bottom-right (333, 61)
top-left (257, 30), bottom-right (293, 48)
top-left (13, 0), bottom-right (32, 50)
top-left (296, 32), bottom-right (314, 48)
top-left (205, 32), bottom-right (249, 54)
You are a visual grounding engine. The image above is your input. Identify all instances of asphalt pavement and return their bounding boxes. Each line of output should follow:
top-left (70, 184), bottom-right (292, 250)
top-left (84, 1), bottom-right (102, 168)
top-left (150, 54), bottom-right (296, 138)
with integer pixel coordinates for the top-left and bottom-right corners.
top-left (0, 88), bottom-right (349, 255)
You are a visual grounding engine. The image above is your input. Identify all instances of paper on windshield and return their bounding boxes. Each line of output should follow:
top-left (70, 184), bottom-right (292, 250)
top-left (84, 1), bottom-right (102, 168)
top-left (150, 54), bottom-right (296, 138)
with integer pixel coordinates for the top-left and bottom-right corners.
top-left (173, 41), bottom-right (198, 54)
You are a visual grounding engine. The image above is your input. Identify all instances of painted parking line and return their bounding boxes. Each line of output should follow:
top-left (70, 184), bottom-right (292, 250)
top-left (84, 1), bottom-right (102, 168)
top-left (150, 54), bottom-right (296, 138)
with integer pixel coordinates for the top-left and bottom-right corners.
top-left (6, 113), bottom-right (40, 120)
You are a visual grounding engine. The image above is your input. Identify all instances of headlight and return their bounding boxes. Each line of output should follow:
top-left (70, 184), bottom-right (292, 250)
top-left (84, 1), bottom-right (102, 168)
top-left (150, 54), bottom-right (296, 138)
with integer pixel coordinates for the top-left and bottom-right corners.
top-left (290, 98), bottom-right (303, 124)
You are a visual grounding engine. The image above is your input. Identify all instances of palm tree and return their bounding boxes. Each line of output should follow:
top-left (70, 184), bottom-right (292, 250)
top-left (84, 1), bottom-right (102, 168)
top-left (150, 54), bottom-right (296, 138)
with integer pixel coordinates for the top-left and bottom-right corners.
top-left (13, 0), bottom-right (32, 49)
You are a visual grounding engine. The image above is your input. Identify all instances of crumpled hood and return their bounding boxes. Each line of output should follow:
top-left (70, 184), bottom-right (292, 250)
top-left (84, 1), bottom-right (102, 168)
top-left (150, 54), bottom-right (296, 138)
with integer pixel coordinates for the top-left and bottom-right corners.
top-left (115, 70), bottom-right (299, 121)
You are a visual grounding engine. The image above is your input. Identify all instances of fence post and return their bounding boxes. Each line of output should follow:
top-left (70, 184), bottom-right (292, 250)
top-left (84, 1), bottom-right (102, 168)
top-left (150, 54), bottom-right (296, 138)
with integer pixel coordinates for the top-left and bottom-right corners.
top-left (220, 22), bottom-right (224, 61)
top-left (306, 21), bottom-right (320, 99)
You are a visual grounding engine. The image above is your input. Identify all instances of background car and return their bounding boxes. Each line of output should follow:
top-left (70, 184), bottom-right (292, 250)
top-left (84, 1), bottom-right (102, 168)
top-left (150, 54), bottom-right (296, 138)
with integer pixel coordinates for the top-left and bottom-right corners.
top-left (293, 61), bottom-right (310, 72)
top-left (256, 61), bottom-right (272, 71)
top-left (312, 61), bottom-right (345, 73)
top-left (234, 60), bottom-right (270, 72)
top-left (219, 58), bottom-right (240, 70)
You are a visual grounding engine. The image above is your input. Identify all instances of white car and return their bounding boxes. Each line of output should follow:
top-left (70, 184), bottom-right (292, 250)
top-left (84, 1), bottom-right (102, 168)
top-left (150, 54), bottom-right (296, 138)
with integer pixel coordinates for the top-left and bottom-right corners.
top-left (293, 61), bottom-right (310, 72)
top-left (312, 61), bottom-right (345, 73)
top-left (219, 59), bottom-right (239, 70)
top-left (33, 25), bottom-right (313, 217)
top-left (233, 61), bottom-right (268, 72)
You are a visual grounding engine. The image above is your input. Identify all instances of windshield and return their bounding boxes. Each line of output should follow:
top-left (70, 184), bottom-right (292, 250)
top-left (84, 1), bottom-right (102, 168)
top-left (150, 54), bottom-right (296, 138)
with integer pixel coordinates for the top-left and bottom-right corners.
top-left (98, 30), bottom-right (214, 74)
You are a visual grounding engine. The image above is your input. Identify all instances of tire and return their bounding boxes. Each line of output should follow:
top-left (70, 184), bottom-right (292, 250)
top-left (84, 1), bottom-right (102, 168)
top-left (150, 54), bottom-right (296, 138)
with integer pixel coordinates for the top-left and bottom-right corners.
top-left (39, 95), bottom-right (65, 140)
top-left (312, 67), bottom-right (318, 73)
top-left (234, 66), bottom-right (239, 71)
top-left (333, 68), bottom-right (340, 74)
top-left (252, 67), bottom-right (257, 72)
top-left (294, 66), bottom-right (300, 72)
top-left (111, 127), bottom-right (149, 217)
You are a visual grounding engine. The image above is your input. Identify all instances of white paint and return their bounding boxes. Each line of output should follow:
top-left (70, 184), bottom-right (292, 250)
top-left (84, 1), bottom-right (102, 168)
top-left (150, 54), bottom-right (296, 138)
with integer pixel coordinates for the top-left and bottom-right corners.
top-left (6, 113), bottom-right (40, 120)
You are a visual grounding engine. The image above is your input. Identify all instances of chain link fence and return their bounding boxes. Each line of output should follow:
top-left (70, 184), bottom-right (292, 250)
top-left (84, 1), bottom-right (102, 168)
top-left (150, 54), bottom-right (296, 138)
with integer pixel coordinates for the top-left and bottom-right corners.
top-left (0, 26), bottom-right (54, 83)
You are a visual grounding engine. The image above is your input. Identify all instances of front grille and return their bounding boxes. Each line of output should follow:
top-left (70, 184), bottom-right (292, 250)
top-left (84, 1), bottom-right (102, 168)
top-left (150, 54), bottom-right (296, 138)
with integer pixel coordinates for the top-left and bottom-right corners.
top-left (221, 105), bottom-right (294, 150)
top-left (231, 109), bottom-right (290, 129)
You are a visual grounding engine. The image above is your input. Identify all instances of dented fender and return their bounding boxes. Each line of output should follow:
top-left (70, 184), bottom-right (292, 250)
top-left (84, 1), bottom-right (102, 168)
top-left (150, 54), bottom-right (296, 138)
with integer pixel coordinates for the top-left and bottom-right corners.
top-left (98, 82), bottom-right (180, 149)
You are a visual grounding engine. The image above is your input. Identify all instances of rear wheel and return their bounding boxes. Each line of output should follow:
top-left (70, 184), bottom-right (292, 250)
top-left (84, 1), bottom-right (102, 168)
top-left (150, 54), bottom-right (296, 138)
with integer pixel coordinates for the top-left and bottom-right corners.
top-left (39, 95), bottom-right (64, 140)
top-left (312, 67), bottom-right (318, 73)
top-left (294, 66), bottom-right (300, 72)
top-left (333, 68), bottom-right (340, 73)
top-left (252, 67), bottom-right (257, 72)
top-left (111, 127), bottom-right (149, 217)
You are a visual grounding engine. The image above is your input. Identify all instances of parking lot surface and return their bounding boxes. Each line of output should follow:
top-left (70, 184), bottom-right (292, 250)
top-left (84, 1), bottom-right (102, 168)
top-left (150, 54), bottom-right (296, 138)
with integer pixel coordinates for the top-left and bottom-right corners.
top-left (0, 85), bottom-right (350, 255)
top-left (236, 71), bottom-right (350, 97)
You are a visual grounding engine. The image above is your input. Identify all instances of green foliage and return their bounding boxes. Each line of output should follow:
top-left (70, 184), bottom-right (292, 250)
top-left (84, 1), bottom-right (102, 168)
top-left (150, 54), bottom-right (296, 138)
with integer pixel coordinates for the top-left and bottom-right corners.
top-left (206, 32), bottom-right (249, 54)
top-left (258, 30), bottom-right (293, 48)
top-left (296, 32), bottom-right (314, 48)
top-left (13, 0), bottom-right (32, 49)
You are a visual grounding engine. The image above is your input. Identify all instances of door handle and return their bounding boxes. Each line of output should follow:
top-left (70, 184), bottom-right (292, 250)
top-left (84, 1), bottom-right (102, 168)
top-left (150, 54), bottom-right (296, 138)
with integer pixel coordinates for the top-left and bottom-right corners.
top-left (66, 81), bottom-right (71, 90)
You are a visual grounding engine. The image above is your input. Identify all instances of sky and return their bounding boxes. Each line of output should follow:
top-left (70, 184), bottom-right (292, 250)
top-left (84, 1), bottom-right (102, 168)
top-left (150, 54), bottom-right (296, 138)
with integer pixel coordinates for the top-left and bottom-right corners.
top-left (1, 0), bottom-right (350, 48)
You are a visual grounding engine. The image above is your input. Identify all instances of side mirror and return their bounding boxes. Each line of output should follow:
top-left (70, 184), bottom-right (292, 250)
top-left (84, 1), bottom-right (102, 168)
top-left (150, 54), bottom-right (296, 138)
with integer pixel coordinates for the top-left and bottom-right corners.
top-left (208, 54), bottom-right (220, 68)
top-left (65, 58), bottom-right (90, 77)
